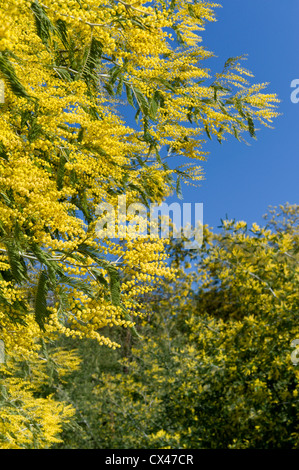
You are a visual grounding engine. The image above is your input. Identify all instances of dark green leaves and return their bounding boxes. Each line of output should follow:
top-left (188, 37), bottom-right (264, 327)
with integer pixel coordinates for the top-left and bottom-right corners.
top-left (4, 241), bottom-right (27, 284)
top-left (224, 56), bottom-right (243, 70)
top-left (247, 114), bottom-right (256, 138)
top-left (77, 126), bottom-right (84, 143)
top-left (89, 267), bottom-right (109, 289)
top-left (107, 265), bottom-right (121, 307)
top-left (176, 176), bottom-right (183, 200)
top-left (132, 86), bottom-right (149, 116)
top-left (149, 90), bottom-right (164, 120)
top-left (72, 190), bottom-right (93, 224)
top-left (34, 270), bottom-right (51, 330)
top-left (31, 1), bottom-right (55, 46)
top-left (125, 83), bottom-right (134, 106)
top-left (29, 242), bottom-right (63, 284)
top-left (81, 38), bottom-right (103, 87)
top-left (59, 275), bottom-right (95, 298)
top-left (55, 19), bottom-right (68, 48)
top-left (125, 83), bottom-right (166, 129)
top-left (205, 124), bottom-right (212, 140)
top-left (234, 98), bottom-right (246, 119)
top-left (0, 143), bottom-right (8, 161)
top-left (0, 53), bottom-right (30, 99)
top-left (116, 76), bottom-right (124, 95)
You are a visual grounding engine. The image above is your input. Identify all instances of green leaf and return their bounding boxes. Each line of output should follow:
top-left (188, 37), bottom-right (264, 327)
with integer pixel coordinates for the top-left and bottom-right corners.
top-left (232, 125), bottom-right (241, 141)
top-left (205, 124), bottom-right (212, 140)
top-left (132, 86), bottom-right (149, 115)
top-left (31, 1), bottom-right (55, 46)
top-left (81, 38), bottom-right (103, 85)
top-left (107, 265), bottom-right (120, 306)
top-left (247, 114), bottom-right (256, 138)
top-left (173, 24), bottom-right (185, 45)
top-left (0, 143), bottom-right (8, 161)
top-left (170, 0), bottom-right (177, 12)
top-left (56, 285), bottom-right (70, 318)
top-left (29, 243), bottom-right (62, 284)
top-left (5, 241), bottom-right (27, 284)
top-left (72, 190), bottom-right (92, 224)
top-left (217, 100), bottom-right (231, 117)
top-left (176, 176), bottom-right (183, 200)
top-left (59, 274), bottom-right (95, 297)
top-left (109, 65), bottom-right (121, 84)
top-left (134, 108), bottom-right (141, 124)
top-left (130, 18), bottom-right (148, 31)
top-left (149, 92), bottom-right (159, 120)
top-left (34, 270), bottom-right (50, 330)
top-left (90, 268), bottom-right (109, 289)
top-left (153, 145), bottom-right (162, 165)
top-left (125, 84), bottom-right (134, 107)
top-left (187, 106), bottom-right (193, 124)
top-left (188, 4), bottom-right (195, 18)
top-left (127, 182), bottom-right (149, 207)
top-left (77, 243), bottom-right (107, 264)
top-left (235, 98), bottom-right (246, 119)
top-left (0, 53), bottom-right (30, 99)
top-left (0, 191), bottom-right (13, 208)
top-left (28, 118), bottom-right (43, 142)
top-left (77, 126), bottom-right (84, 143)
top-left (217, 126), bottom-right (224, 144)
top-left (54, 67), bottom-right (72, 82)
top-left (155, 77), bottom-right (176, 93)
top-left (116, 76), bottom-right (124, 96)
top-left (224, 56), bottom-right (243, 70)
top-left (55, 18), bottom-right (68, 48)
top-left (104, 82), bottom-right (114, 96)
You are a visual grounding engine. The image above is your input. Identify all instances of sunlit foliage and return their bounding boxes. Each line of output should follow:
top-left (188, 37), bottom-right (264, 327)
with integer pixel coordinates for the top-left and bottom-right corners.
top-left (0, 0), bottom-right (280, 448)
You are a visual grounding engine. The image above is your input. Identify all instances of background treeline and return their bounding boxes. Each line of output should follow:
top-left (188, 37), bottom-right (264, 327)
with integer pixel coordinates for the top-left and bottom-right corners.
top-left (33, 203), bottom-right (298, 449)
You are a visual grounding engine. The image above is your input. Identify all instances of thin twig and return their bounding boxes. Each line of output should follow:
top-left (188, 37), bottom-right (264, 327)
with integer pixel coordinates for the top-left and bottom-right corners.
top-left (248, 271), bottom-right (278, 299)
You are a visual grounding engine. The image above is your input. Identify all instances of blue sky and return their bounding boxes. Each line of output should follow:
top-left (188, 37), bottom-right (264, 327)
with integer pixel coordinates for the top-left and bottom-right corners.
top-left (164, 0), bottom-right (299, 230)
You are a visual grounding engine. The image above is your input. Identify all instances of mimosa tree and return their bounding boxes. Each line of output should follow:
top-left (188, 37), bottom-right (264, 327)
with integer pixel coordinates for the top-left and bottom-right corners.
top-left (0, 0), bottom-right (279, 448)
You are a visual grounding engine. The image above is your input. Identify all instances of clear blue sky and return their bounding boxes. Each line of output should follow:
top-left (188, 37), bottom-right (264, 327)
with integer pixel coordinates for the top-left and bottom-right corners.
top-left (165, 0), bottom-right (299, 230)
